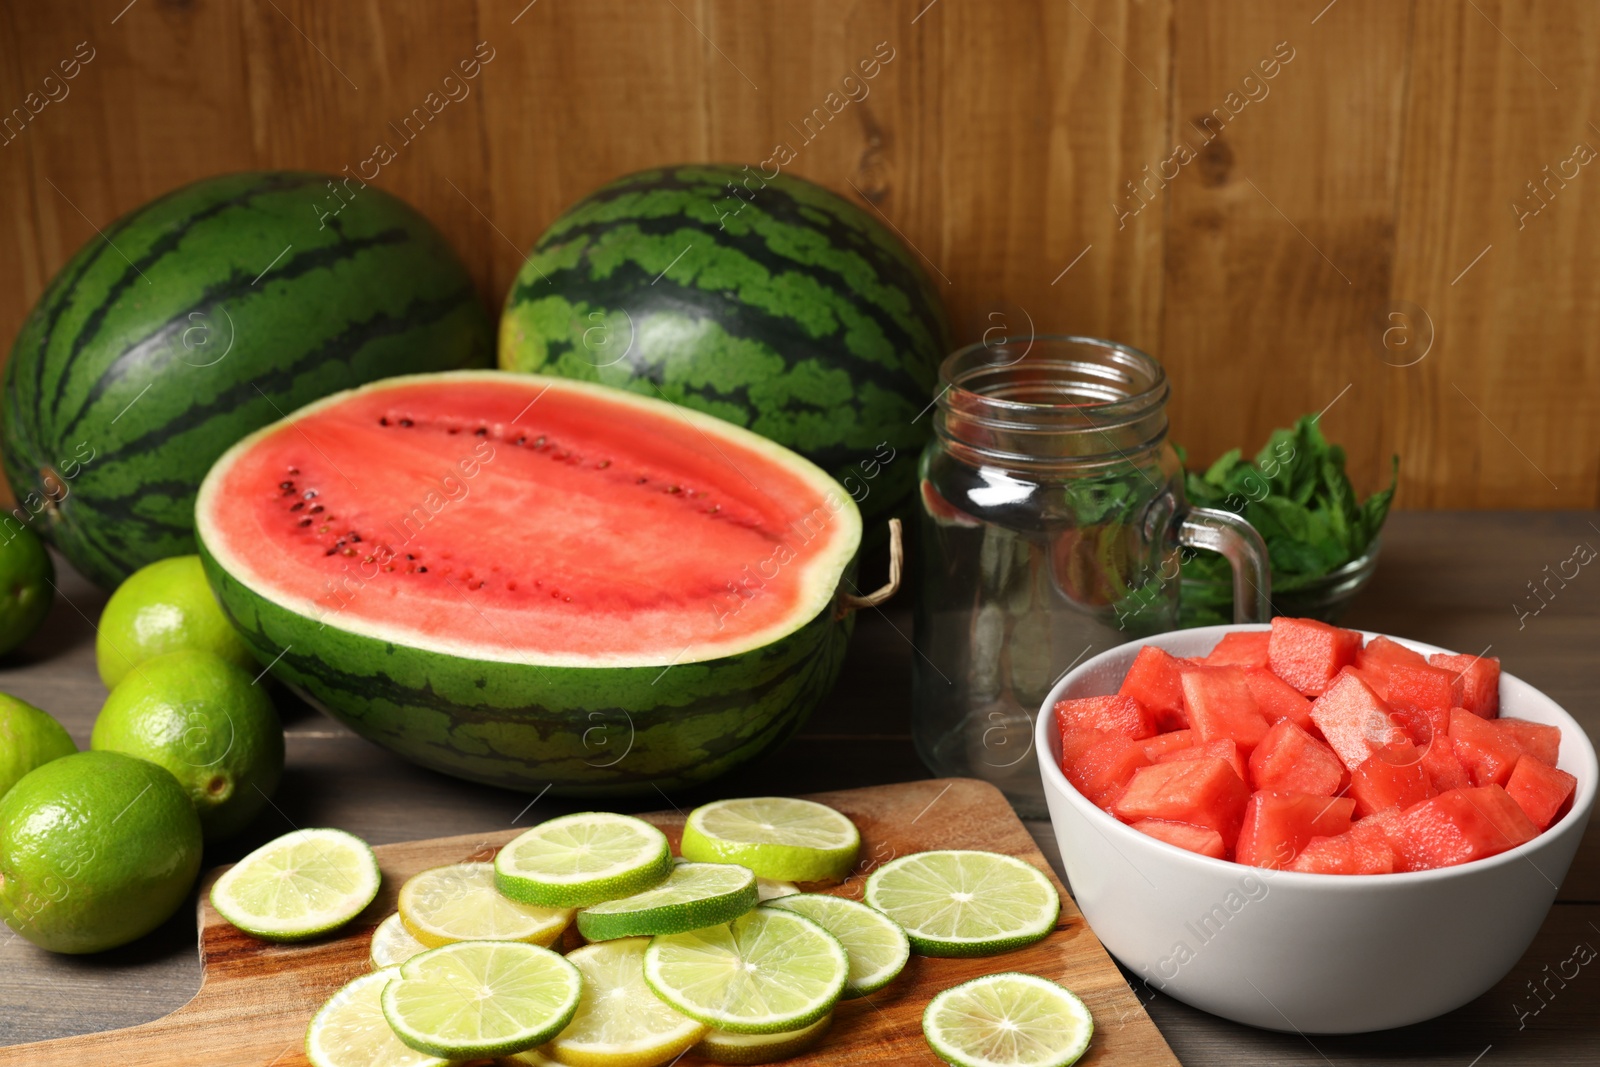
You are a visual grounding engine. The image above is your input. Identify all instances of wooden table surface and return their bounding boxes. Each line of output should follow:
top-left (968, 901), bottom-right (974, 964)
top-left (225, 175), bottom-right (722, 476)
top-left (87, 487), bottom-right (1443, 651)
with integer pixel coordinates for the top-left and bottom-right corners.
top-left (1, 511), bottom-right (1596, 1065)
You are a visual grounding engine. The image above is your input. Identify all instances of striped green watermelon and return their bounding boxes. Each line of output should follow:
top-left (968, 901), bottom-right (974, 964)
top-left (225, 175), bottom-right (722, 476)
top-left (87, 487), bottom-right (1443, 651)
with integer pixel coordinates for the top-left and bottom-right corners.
top-left (195, 371), bottom-right (860, 795)
top-left (3, 171), bottom-right (492, 588)
top-left (498, 165), bottom-right (949, 533)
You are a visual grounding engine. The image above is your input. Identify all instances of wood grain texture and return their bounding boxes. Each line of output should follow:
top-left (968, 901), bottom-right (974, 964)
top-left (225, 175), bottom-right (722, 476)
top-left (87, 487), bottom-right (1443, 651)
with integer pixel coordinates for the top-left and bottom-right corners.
top-left (2, 1), bottom-right (1598, 508)
top-left (0, 779), bottom-right (1180, 1067)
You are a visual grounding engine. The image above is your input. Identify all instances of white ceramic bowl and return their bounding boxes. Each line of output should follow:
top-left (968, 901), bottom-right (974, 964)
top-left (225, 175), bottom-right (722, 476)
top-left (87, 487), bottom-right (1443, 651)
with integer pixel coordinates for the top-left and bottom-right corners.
top-left (1034, 624), bottom-right (1598, 1034)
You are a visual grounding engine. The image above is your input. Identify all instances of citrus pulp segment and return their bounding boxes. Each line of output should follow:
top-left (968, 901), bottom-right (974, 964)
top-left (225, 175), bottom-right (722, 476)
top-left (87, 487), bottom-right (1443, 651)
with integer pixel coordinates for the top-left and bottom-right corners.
top-left (210, 828), bottom-right (380, 941)
top-left (495, 812), bottom-right (671, 908)
top-left (863, 850), bottom-right (1059, 958)
top-left (305, 967), bottom-right (447, 1067)
top-left (540, 937), bottom-right (707, 1067)
top-left (921, 972), bottom-right (1093, 1067)
top-left (398, 862), bottom-right (572, 948)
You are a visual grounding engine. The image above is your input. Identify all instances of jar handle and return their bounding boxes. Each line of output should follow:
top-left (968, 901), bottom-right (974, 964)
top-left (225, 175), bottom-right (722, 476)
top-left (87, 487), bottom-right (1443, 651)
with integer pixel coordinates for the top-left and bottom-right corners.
top-left (1177, 508), bottom-right (1273, 623)
top-left (836, 518), bottom-right (903, 617)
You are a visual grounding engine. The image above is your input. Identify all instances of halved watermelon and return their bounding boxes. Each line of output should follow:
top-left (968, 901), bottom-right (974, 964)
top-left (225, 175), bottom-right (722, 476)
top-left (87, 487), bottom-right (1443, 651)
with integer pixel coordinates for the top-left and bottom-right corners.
top-left (195, 372), bottom-right (862, 795)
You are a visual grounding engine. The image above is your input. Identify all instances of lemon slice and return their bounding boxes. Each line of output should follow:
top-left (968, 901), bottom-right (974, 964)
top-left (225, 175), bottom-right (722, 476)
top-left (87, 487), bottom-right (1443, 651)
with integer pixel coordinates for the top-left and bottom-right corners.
top-left (763, 895), bottom-right (910, 997)
top-left (679, 797), bottom-right (859, 882)
top-left (643, 907), bottom-right (848, 1034)
top-left (398, 862), bottom-right (571, 948)
top-left (577, 861), bottom-right (757, 942)
top-left (211, 828), bottom-right (380, 941)
top-left (694, 1013), bottom-right (833, 1064)
top-left (922, 973), bottom-right (1093, 1067)
top-left (864, 850), bottom-right (1059, 958)
top-left (369, 913), bottom-right (428, 970)
top-left (540, 937), bottom-right (706, 1066)
top-left (305, 967), bottom-right (447, 1067)
top-left (495, 812), bottom-right (672, 908)
top-left (381, 941), bottom-right (581, 1059)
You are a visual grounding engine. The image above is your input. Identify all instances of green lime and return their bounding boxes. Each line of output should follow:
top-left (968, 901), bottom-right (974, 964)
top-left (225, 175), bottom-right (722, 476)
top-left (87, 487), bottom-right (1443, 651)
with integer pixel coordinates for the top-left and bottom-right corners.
top-left (576, 861), bottom-right (757, 942)
top-left (679, 797), bottom-right (859, 883)
top-left (381, 940), bottom-right (582, 1059)
top-left (0, 692), bottom-right (76, 800)
top-left (305, 967), bottom-right (448, 1067)
top-left (694, 1014), bottom-right (833, 1065)
top-left (96, 555), bottom-right (256, 689)
top-left (0, 750), bottom-right (202, 953)
top-left (211, 828), bottom-right (381, 941)
top-left (541, 937), bottom-right (708, 1067)
top-left (494, 812), bottom-right (672, 908)
top-left (922, 973), bottom-right (1093, 1067)
top-left (764, 894), bottom-right (911, 997)
top-left (643, 908), bottom-right (849, 1034)
top-left (92, 649), bottom-right (282, 841)
top-left (0, 525), bottom-right (53, 655)
top-left (397, 862), bottom-right (572, 948)
top-left (864, 851), bottom-right (1059, 958)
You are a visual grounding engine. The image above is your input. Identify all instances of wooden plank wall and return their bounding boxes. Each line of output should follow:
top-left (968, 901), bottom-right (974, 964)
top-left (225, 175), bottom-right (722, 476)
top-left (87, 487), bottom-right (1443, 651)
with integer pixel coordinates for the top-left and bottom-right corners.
top-left (1, 0), bottom-right (1595, 509)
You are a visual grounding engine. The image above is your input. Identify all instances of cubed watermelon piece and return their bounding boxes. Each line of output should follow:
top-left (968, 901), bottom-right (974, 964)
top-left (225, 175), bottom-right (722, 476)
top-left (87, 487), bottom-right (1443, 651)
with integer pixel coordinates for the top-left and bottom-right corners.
top-left (1449, 707), bottom-right (1522, 787)
top-left (1112, 757), bottom-right (1251, 846)
top-left (1058, 727), bottom-right (1152, 808)
top-left (1493, 718), bottom-right (1561, 767)
top-left (1309, 672), bottom-right (1410, 772)
top-left (1355, 635), bottom-right (1429, 671)
top-left (1118, 646), bottom-right (1188, 730)
top-left (1351, 808), bottom-right (1426, 872)
top-left (1156, 739), bottom-right (1249, 787)
top-left (1140, 729), bottom-right (1194, 761)
top-left (1180, 667), bottom-right (1272, 751)
top-left (1360, 662), bottom-right (1455, 745)
top-left (1130, 818), bottom-right (1227, 859)
top-left (1504, 756), bottom-right (1577, 830)
top-left (1204, 631), bottom-right (1271, 669)
top-left (1420, 736), bottom-right (1472, 793)
top-left (1394, 785), bottom-right (1538, 870)
top-left (1349, 743), bottom-right (1437, 817)
top-left (1235, 792), bottom-right (1357, 869)
top-left (1287, 830), bottom-right (1396, 875)
top-left (1248, 721), bottom-right (1347, 797)
top-left (1268, 617), bottom-right (1363, 696)
top-left (1054, 694), bottom-right (1156, 740)
top-left (1242, 667), bottom-right (1315, 731)
top-left (1428, 653), bottom-right (1501, 717)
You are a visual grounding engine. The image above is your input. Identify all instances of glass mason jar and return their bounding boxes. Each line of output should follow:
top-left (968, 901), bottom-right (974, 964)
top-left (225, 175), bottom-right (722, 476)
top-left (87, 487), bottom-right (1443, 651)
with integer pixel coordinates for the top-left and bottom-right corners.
top-left (912, 336), bottom-right (1271, 816)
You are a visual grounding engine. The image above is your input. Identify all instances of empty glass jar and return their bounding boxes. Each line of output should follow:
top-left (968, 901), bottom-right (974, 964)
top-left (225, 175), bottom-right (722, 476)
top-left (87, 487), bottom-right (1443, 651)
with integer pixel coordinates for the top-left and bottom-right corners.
top-left (912, 336), bottom-right (1271, 816)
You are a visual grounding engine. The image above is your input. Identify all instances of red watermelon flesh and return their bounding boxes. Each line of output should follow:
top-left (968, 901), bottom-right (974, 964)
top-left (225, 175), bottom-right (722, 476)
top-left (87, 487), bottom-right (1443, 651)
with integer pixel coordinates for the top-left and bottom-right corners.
top-left (1235, 792), bottom-right (1356, 869)
top-left (1180, 667), bottom-right (1271, 750)
top-left (1118, 646), bottom-right (1188, 730)
top-left (1348, 743), bottom-right (1436, 817)
top-left (1420, 737), bottom-right (1472, 793)
top-left (1288, 830), bottom-right (1396, 875)
top-left (1268, 617), bottom-right (1362, 695)
top-left (1355, 635), bottom-right (1428, 671)
top-left (1395, 785), bottom-right (1538, 870)
top-left (1156, 739), bottom-right (1248, 786)
top-left (1360, 662), bottom-right (1454, 745)
top-left (1203, 631), bottom-right (1270, 669)
top-left (1504, 756), bottom-right (1577, 829)
top-left (1058, 727), bottom-right (1151, 808)
top-left (1494, 718), bottom-right (1561, 766)
top-left (1449, 707), bottom-right (1522, 787)
top-left (1112, 757), bottom-right (1250, 846)
top-left (1242, 667), bottom-right (1315, 731)
top-left (1429, 653), bottom-right (1501, 717)
top-left (1249, 720), bottom-right (1347, 797)
top-left (1053, 694), bottom-right (1155, 740)
top-left (1130, 818), bottom-right (1227, 860)
top-left (199, 375), bottom-right (858, 663)
top-left (1309, 672), bottom-right (1409, 772)
top-left (1140, 729), bottom-right (1194, 761)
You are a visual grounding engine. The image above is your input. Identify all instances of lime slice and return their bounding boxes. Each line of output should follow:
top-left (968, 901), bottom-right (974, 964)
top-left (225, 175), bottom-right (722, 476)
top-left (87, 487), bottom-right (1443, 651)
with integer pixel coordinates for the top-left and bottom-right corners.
top-left (864, 850), bottom-right (1059, 958)
top-left (305, 967), bottom-right (447, 1067)
top-left (495, 812), bottom-right (671, 908)
top-left (540, 937), bottom-right (707, 1067)
top-left (211, 828), bottom-right (380, 941)
top-left (762, 895), bottom-right (910, 998)
top-left (922, 972), bottom-right (1093, 1067)
top-left (679, 797), bottom-right (859, 882)
top-left (694, 1013), bottom-right (833, 1065)
top-left (755, 878), bottom-right (800, 902)
top-left (398, 862), bottom-right (572, 948)
top-left (643, 907), bottom-right (848, 1034)
top-left (381, 940), bottom-right (581, 1059)
top-left (369, 913), bottom-right (429, 970)
top-left (577, 861), bottom-right (758, 942)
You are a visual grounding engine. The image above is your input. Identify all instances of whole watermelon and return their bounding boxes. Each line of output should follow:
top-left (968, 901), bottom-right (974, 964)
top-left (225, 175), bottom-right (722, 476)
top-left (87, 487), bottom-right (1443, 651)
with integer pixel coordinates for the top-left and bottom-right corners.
top-left (2, 171), bottom-right (492, 588)
top-left (498, 164), bottom-right (949, 532)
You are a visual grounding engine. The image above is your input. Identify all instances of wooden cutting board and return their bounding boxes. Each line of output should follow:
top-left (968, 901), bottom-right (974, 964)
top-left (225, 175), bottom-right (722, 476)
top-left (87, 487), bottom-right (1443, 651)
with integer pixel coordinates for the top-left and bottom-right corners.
top-left (8, 778), bottom-right (1178, 1066)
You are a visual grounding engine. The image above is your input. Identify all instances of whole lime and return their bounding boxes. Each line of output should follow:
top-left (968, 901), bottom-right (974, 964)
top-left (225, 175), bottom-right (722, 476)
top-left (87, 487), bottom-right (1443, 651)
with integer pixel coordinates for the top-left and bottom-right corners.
top-left (95, 555), bottom-right (256, 689)
top-left (0, 525), bottom-right (54, 655)
top-left (92, 650), bottom-right (283, 841)
top-left (0, 693), bottom-right (77, 800)
top-left (0, 750), bottom-right (202, 953)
